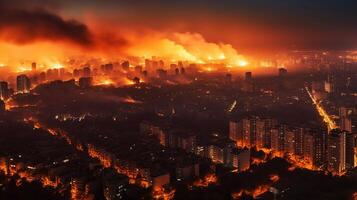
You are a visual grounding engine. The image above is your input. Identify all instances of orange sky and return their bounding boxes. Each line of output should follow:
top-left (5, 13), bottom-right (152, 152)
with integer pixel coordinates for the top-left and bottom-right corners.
top-left (0, 0), bottom-right (357, 71)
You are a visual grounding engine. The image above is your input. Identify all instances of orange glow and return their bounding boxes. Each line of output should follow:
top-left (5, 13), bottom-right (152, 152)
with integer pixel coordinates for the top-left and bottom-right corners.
top-left (237, 60), bottom-right (249, 67)
top-left (231, 185), bottom-right (271, 199)
top-left (269, 174), bottom-right (280, 182)
top-left (306, 87), bottom-right (337, 130)
top-left (231, 174), bottom-right (279, 199)
top-left (87, 144), bottom-right (112, 168)
top-left (94, 77), bottom-right (115, 86)
top-left (0, 157), bottom-right (60, 191)
top-left (122, 96), bottom-right (142, 104)
top-left (353, 192), bottom-right (357, 200)
top-left (152, 187), bottom-right (176, 200)
top-left (124, 78), bottom-right (136, 85)
top-left (192, 173), bottom-right (218, 187)
top-left (0, 31), bottom-right (252, 80)
top-left (254, 147), bottom-right (316, 171)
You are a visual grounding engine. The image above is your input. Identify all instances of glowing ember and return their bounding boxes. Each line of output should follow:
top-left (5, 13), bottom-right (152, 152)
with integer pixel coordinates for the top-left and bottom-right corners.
top-left (122, 96), bottom-right (142, 104)
top-left (152, 187), bottom-right (176, 200)
top-left (269, 174), bottom-right (280, 182)
top-left (95, 78), bottom-right (115, 86)
top-left (192, 173), bottom-right (217, 187)
top-left (231, 185), bottom-right (271, 199)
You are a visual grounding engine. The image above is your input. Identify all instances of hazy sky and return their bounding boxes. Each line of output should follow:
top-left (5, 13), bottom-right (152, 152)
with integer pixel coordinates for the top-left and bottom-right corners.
top-left (1, 0), bottom-right (357, 53)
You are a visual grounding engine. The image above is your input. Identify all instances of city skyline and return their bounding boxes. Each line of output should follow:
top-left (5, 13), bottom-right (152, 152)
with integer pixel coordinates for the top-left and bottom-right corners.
top-left (0, 1), bottom-right (356, 200)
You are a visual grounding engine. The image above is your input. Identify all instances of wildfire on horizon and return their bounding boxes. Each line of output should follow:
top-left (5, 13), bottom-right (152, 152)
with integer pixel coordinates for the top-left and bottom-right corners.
top-left (0, 31), bottom-right (251, 78)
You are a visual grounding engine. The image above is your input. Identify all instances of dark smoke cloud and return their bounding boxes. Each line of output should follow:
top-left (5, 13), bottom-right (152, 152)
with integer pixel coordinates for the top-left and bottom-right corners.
top-left (0, 6), bottom-right (93, 46)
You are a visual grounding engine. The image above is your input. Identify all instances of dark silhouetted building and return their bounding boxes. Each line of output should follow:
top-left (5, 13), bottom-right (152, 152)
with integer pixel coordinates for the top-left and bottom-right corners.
top-left (121, 61), bottom-right (130, 70)
top-left (83, 67), bottom-right (91, 77)
top-left (271, 125), bottom-right (286, 153)
top-left (103, 170), bottom-right (129, 200)
top-left (231, 148), bottom-right (250, 172)
top-left (327, 129), bottom-right (346, 175)
top-left (0, 81), bottom-right (9, 100)
top-left (79, 77), bottom-right (93, 88)
top-left (312, 129), bottom-right (327, 167)
top-left (16, 74), bottom-right (31, 93)
top-left (294, 128), bottom-right (305, 156)
top-left (278, 68), bottom-right (288, 77)
top-left (245, 72), bottom-right (252, 81)
top-left (346, 132), bottom-right (357, 169)
top-left (0, 100), bottom-right (5, 112)
top-left (31, 62), bottom-right (36, 71)
top-left (284, 130), bottom-right (295, 154)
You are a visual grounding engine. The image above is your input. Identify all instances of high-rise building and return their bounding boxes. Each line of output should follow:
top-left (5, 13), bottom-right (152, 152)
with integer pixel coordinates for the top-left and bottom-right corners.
top-left (16, 74), bottom-right (31, 93)
top-left (167, 130), bottom-right (196, 153)
top-left (230, 117), bottom-right (275, 149)
top-left (231, 148), bottom-right (250, 172)
top-left (270, 125), bottom-right (286, 153)
top-left (0, 81), bottom-right (9, 100)
top-left (31, 62), bottom-right (36, 71)
top-left (176, 163), bottom-right (199, 181)
top-left (255, 120), bottom-right (265, 149)
top-left (245, 72), bottom-right (252, 81)
top-left (207, 144), bottom-right (224, 163)
top-left (284, 130), bottom-right (295, 154)
top-left (101, 64), bottom-right (114, 74)
top-left (340, 117), bottom-right (352, 133)
top-left (304, 132), bottom-right (314, 163)
top-left (241, 119), bottom-right (251, 147)
top-left (346, 132), bottom-right (357, 169)
top-left (324, 74), bottom-right (335, 93)
top-left (79, 77), bottom-right (93, 88)
top-left (229, 120), bottom-right (246, 147)
top-left (83, 67), bottom-right (91, 77)
top-left (324, 81), bottom-right (334, 93)
top-left (312, 129), bottom-right (327, 167)
top-left (0, 100), bottom-right (5, 112)
top-left (103, 170), bottom-right (129, 200)
top-left (263, 118), bottom-right (278, 148)
top-left (294, 128), bottom-right (305, 156)
top-left (339, 107), bottom-right (354, 118)
top-left (327, 129), bottom-right (346, 175)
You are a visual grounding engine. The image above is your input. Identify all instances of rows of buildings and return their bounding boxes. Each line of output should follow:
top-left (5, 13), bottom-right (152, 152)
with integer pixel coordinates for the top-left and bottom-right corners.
top-left (229, 116), bottom-right (357, 175)
top-left (0, 121), bottom-right (129, 200)
top-left (140, 120), bottom-right (251, 172)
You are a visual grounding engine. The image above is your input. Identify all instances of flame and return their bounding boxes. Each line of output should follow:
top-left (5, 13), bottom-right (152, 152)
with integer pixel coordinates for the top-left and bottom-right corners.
top-left (152, 187), bottom-right (175, 200)
top-left (353, 192), bottom-right (357, 200)
top-left (122, 96), bottom-right (142, 104)
top-left (0, 31), bottom-right (251, 79)
top-left (231, 174), bottom-right (279, 199)
top-left (192, 173), bottom-right (217, 187)
top-left (269, 174), bottom-right (280, 182)
top-left (51, 62), bottom-right (64, 69)
top-left (237, 60), bottom-right (249, 67)
top-left (94, 78), bottom-right (115, 86)
top-left (231, 185), bottom-right (271, 199)
top-left (254, 147), bottom-right (316, 171)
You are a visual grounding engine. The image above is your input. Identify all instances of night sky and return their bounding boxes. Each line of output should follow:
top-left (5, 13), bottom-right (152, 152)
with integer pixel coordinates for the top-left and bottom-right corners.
top-left (1, 0), bottom-right (357, 52)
